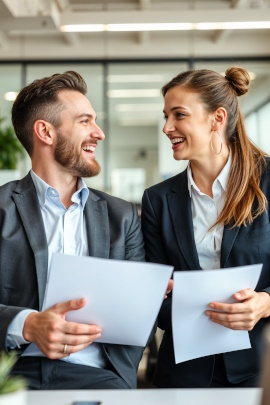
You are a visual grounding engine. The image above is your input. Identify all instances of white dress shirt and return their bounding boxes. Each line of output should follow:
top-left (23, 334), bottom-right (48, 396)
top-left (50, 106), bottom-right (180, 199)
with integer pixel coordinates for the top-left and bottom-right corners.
top-left (6, 170), bottom-right (107, 368)
top-left (187, 152), bottom-right (231, 270)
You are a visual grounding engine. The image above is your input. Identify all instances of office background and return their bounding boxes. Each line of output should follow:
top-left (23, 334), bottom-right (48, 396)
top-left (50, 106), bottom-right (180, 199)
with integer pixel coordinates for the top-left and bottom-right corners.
top-left (0, 0), bottom-right (270, 387)
top-left (0, 0), bottom-right (270, 198)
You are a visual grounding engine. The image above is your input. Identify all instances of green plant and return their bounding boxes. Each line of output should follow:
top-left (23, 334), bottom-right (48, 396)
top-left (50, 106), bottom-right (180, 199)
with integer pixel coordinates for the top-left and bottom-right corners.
top-left (0, 351), bottom-right (26, 395)
top-left (0, 117), bottom-right (24, 170)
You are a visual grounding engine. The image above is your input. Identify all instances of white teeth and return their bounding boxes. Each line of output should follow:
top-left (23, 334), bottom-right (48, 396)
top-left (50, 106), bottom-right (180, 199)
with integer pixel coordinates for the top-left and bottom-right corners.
top-left (171, 138), bottom-right (185, 144)
top-left (82, 145), bottom-right (95, 152)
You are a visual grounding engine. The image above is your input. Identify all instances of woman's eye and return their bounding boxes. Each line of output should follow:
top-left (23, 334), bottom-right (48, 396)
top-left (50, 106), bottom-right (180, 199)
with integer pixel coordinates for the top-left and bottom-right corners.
top-left (176, 112), bottom-right (184, 119)
top-left (163, 116), bottom-right (168, 120)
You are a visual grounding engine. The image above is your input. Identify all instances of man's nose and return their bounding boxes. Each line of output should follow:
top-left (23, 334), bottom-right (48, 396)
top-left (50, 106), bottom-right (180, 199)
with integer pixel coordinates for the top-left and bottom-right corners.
top-left (92, 124), bottom-right (105, 141)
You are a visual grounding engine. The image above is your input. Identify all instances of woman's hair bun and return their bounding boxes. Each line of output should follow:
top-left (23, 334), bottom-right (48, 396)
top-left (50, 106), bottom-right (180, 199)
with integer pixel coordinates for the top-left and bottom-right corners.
top-left (225, 66), bottom-right (250, 96)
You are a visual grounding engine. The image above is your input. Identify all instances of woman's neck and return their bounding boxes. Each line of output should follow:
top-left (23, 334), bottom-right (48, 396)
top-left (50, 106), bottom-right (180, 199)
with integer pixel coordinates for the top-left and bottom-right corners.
top-left (190, 146), bottom-right (230, 198)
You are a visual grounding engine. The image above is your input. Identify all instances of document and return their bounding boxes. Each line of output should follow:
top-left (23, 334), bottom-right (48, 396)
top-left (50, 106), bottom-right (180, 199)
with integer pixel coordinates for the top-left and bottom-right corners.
top-left (43, 253), bottom-right (173, 346)
top-left (172, 264), bottom-right (263, 364)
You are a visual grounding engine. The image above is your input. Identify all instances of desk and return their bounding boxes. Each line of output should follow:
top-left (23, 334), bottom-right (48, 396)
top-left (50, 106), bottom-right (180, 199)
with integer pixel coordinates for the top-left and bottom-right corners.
top-left (27, 388), bottom-right (262, 405)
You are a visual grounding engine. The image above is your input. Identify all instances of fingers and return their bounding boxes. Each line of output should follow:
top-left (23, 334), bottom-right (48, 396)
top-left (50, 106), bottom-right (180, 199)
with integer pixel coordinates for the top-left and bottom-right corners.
top-left (51, 298), bottom-right (87, 316)
top-left (207, 301), bottom-right (246, 314)
top-left (166, 280), bottom-right (174, 295)
top-left (62, 321), bottom-right (101, 336)
top-left (208, 318), bottom-right (252, 331)
top-left (205, 289), bottom-right (260, 331)
top-left (205, 309), bottom-right (256, 329)
top-left (46, 341), bottom-right (92, 360)
top-left (234, 288), bottom-right (255, 301)
top-left (208, 289), bottom-right (256, 313)
top-left (23, 304), bottom-right (102, 360)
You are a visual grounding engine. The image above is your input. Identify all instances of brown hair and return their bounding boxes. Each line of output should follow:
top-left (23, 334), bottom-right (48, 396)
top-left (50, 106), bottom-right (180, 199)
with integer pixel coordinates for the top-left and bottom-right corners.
top-left (162, 67), bottom-right (267, 228)
top-left (11, 71), bottom-right (87, 156)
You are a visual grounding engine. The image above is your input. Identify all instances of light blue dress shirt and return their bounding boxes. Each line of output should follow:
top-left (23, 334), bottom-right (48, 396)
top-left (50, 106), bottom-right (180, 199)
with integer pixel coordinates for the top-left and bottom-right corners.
top-left (6, 170), bottom-right (107, 368)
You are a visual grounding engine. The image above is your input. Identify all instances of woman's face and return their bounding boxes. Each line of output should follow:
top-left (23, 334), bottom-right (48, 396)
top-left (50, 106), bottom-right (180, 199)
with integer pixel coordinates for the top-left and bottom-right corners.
top-left (163, 86), bottom-right (214, 162)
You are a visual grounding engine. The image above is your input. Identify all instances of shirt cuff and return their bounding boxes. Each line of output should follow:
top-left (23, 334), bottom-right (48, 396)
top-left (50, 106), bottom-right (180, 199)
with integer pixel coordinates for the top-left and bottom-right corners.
top-left (6, 309), bottom-right (38, 349)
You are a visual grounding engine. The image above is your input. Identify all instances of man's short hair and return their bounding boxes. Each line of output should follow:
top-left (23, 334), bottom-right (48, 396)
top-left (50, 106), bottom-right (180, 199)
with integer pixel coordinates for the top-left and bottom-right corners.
top-left (11, 71), bottom-right (87, 156)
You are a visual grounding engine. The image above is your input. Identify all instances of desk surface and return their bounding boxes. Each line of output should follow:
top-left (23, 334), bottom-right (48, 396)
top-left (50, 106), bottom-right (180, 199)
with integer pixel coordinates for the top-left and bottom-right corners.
top-left (27, 388), bottom-right (263, 405)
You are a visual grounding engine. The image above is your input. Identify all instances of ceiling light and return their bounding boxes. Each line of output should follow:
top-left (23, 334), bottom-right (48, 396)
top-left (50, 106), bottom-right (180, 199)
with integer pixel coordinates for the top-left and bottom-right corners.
top-left (4, 92), bottom-right (18, 101)
top-left (60, 24), bottom-right (105, 32)
top-left (60, 21), bottom-right (270, 33)
top-left (196, 21), bottom-right (270, 30)
top-left (107, 23), bottom-right (193, 32)
top-left (107, 89), bottom-right (161, 98)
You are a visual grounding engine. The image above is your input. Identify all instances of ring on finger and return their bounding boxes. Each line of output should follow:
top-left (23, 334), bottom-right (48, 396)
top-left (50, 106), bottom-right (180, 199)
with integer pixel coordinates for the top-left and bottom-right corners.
top-left (63, 344), bottom-right (67, 354)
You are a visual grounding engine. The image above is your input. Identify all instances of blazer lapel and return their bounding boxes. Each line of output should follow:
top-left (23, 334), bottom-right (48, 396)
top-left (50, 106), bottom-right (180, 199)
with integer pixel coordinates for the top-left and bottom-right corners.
top-left (220, 224), bottom-right (240, 268)
top-left (84, 190), bottom-right (110, 259)
top-left (167, 171), bottom-right (201, 270)
top-left (12, 173), bottom-right (48, 310)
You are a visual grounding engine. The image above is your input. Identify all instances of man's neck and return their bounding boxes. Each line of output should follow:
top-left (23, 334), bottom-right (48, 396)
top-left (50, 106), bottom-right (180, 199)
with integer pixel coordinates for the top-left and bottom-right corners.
top-left (32, 166), bottom-right (78, 209)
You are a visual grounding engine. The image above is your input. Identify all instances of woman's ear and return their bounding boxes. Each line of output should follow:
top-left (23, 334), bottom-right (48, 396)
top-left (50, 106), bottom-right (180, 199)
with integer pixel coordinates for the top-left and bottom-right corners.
top-left (33, 120), bottom-right (55, 146)
top-left (212, 107), bottom-right (227, 132)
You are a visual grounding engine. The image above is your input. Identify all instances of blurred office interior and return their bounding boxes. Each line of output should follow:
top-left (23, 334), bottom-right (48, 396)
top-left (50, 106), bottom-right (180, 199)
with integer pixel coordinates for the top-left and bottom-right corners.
top-left (0, 0), bottom-right (270, 197)
top-left (0, 0), bottom-right (270, 386)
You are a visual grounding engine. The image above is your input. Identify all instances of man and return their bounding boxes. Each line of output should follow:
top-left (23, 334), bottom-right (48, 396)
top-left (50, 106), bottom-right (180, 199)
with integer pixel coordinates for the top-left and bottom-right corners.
top-left (0, 71), bottom-right (146, 389)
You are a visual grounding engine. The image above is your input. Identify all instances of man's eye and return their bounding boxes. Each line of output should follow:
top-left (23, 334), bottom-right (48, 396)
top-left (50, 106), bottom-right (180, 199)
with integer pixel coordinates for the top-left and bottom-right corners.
top-left (81, 120), bottom-right (88, 124)
top-left (163, 116), bottom-right (168, 120)
top-left (176, 113), bottom-right (184, 118)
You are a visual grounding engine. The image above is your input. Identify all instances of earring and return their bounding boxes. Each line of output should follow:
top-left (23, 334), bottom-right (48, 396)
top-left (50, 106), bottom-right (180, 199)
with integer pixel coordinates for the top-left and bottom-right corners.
top-left (210, 130), bottom-right (222, 155)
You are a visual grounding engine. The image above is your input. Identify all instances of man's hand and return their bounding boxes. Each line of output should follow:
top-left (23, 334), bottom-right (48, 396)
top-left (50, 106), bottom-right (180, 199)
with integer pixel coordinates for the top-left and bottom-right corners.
top-left (164, 279), bottom-right (174, 299)
top-left (23, 298), bottom-right (102, 359)
top-left (205, 289), bottom-right (270, 331)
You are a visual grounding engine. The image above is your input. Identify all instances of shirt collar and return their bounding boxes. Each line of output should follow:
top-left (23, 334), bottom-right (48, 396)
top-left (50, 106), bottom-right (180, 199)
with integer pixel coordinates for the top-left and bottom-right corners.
top-left (30, 170), bottom-right (89, 208)
top-left (73, 178), bottom-right (89, 208)
top-left (187, 150), bottom-right (232, 197)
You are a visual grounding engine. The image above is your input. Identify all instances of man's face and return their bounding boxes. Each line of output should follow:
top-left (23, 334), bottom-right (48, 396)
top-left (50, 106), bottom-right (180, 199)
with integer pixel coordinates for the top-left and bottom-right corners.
top-left (54, 90), bottom-right (105, 178)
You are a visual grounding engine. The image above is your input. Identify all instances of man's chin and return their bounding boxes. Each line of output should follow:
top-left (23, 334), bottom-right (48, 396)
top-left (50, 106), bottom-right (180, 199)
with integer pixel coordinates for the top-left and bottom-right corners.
top-left (80, 162), bottom-right (101, 178)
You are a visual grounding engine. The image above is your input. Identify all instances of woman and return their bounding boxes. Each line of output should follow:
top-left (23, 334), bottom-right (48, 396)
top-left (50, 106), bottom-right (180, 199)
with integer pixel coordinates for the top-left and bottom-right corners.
top-left (141, 67), bottom-right (270, 388)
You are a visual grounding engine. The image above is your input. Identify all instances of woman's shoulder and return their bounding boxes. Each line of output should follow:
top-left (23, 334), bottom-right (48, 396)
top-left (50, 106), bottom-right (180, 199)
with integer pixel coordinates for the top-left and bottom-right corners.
top-left (144, 170), bottom-right (187, 196)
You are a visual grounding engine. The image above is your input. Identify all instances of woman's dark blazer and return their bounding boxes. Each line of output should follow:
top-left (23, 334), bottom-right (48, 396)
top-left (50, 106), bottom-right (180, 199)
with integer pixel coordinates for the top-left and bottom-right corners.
top-left (141, 159), bottom-right (270, 388)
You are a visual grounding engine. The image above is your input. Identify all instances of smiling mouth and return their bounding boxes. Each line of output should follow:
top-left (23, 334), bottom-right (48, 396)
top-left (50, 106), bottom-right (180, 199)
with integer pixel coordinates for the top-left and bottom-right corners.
top-left (171, 137), bottom-right (185, 146)
top-left (82, 145), bottom-right (96, 154)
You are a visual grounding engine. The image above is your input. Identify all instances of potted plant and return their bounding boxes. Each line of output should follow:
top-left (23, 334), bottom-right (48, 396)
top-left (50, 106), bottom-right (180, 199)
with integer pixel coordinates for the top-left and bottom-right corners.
top-left (0, 351), bottom-right (27, 405)
top-left (0, 116), bottom-right (24, 185)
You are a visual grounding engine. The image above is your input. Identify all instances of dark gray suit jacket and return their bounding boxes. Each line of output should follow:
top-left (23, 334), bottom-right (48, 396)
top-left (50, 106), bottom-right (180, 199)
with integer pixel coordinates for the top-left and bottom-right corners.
top-left (0, 172), bottom-right (146, 389)
top-left (141, 160), bottom-right (270, 388)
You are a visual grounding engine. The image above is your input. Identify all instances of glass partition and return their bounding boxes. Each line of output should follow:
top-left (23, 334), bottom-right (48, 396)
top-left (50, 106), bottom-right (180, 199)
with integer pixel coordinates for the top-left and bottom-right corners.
top-left (1, 59), bottom-right (270, 197)
top-left (194, 61), bottom-right (270, 153)
top-left (107, 62), bottom-right (189, 198)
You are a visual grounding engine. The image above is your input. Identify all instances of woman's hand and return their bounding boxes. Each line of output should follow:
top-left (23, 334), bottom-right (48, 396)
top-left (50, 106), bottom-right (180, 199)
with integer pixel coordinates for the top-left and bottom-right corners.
top-left (205, 289), bottom-right (270, 331)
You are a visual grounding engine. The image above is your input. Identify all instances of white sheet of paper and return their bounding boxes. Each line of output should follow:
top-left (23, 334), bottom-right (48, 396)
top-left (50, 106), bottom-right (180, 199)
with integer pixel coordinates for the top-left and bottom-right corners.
top-left (43, 253), bottom-right (173, 346)
top-left (172, 264), bottom-right (263, 364)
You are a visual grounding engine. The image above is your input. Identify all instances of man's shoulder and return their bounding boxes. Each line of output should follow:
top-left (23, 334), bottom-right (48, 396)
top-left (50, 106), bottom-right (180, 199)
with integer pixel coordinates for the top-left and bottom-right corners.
top-left (88, 188), bottom-right (135, 211)
top-left (0, 173), bottom-right (33, 202)
top-left (0, 179), bottom-right (20, 202)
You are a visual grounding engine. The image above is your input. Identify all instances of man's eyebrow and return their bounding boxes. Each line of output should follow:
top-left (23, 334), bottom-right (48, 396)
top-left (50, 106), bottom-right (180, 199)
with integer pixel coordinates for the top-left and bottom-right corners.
top-left (76, 113), bottom-right (97, 120)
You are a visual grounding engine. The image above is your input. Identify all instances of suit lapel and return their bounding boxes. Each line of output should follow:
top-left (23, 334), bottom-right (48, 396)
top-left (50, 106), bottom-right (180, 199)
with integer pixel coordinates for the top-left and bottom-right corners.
top-left (12, 173), bottom-right (48, 310)
top-left (84, 190), bottom-right (110, 259)
top-left (168, 171), bottom-right (201, 270)
top-left (220, 224), bottom-right (240, 268)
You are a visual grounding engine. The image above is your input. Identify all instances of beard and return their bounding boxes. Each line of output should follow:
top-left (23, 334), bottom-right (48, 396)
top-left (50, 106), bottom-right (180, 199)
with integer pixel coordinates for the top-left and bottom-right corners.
top-left (54, 129), bottom-right (101, 178)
